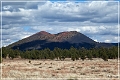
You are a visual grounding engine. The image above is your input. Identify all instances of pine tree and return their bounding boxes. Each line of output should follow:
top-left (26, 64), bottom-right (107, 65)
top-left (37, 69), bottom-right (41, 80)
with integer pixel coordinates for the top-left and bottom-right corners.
top-left (71, 54), bottom-right (75, 61)
top-left (87, 50), bottom-right (93, 60)
top-left (99, 47), bottom-right (108, 61)
top-left (43, 49), bottom-right (49, 59)
top-left (0, 48), bottom-right (1, 62)
top-left (45, 48), bottom-right (51, 58)
top-left (31, 50), bottom-right (37, 59)
top-left (50, 51), bottom-right (55, 60)
top-left (9, 49), bottom-right (15, 60)
top-left (81, 53), bottom-right (85, 61)
top-left (80, 47), bottom-right (86, 61)
top-left (2, 47), bottom-right (8, 59)
top-left (53, 47), bottom-right (59, 60)
top-left (102, 53), bottom-right (108, 61)
top-left (24, 50), bottom-right (31, 59)
top-left (0, 54), bottom-right (1, 63)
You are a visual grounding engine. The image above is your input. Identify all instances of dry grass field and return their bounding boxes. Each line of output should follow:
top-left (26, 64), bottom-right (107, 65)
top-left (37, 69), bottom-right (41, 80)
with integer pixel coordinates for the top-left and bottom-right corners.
top-left (1, 58), bottom-right (120, 80)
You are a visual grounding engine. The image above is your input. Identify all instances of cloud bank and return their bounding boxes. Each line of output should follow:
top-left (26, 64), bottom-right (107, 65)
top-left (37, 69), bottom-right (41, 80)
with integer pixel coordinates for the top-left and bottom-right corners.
top-left (1, 1), bottom-right (119, 47)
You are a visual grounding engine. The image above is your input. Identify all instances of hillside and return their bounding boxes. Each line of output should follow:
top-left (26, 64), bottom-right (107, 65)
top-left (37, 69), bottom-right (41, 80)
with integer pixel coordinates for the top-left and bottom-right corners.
top-left (7, 31), bottom-right (117, 51)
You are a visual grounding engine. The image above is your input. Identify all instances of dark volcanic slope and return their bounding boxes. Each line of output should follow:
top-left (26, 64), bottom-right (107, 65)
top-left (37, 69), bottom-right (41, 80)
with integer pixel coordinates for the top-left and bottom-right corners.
top-left (8, 31), bottom-right (55, 48)
top-left (7, 31), bottom-right (116, 50)
top-left (67, 33), bottom-right (95, 43)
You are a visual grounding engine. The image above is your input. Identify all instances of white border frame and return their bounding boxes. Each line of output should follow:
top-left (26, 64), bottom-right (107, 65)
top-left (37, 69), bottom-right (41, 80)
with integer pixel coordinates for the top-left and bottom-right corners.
top-left (0, 0), bottom-right (119, 80)
top-left (118, 1), bottom-right (120, 79)
top-left (1, 1), bottom-right (2, 79)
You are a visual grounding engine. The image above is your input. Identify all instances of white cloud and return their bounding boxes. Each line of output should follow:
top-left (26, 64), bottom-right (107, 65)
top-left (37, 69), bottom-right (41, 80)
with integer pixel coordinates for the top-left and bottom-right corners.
top-left (105, 40), bottom-right (111, 43)
top-left (94, 39), bottom-right (98, 42)
top-left (1, 1), bottom-right (119, 47)
top-left (31, 26), bottom-right (53, 32)
top-left (3, 5), bottom-right (12, 10)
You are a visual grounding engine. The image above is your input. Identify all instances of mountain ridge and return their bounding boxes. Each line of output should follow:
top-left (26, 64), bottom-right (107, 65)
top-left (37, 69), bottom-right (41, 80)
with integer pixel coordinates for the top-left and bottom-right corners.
top-left (7, 31), bottom-right (117, 50)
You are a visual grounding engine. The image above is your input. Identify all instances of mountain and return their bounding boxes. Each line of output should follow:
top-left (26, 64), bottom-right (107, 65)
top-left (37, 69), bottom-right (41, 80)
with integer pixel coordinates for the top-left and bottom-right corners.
top-left (7, 31), bottom-right (117, 51)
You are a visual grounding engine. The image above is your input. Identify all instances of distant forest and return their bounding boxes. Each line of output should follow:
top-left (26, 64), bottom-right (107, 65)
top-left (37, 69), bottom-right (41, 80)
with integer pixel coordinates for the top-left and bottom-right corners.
top-left (0, 46), bottom-right (119, 63)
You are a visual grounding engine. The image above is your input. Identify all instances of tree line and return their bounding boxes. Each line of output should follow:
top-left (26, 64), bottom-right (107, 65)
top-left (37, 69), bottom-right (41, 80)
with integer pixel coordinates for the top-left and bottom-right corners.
top-left (0, 46), bottom-right (119, 63)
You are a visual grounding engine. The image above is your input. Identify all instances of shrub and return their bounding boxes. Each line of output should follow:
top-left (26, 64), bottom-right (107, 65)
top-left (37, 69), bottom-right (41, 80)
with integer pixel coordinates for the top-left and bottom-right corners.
top-left (29, 60), bottom-right (31, 63)
top-left (0, 55), bottom-right (1, 63)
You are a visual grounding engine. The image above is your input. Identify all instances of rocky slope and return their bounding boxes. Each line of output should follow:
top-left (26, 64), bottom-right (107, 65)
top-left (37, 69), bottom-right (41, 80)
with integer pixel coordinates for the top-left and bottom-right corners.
top-left (7, 31), bottom-right (117, 50)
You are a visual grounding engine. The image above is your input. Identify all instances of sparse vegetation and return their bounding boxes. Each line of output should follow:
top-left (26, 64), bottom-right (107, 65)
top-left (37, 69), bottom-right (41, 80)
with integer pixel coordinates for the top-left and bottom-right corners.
top-left (0, 54), bottom-right (1, 63)
top-left (2, 58), bottom-right (118, 78)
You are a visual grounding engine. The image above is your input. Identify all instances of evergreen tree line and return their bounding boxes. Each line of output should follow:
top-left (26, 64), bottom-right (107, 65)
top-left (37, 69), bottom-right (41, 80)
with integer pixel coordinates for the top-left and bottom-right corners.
top-left (1, 46), bottom-right (119, 62)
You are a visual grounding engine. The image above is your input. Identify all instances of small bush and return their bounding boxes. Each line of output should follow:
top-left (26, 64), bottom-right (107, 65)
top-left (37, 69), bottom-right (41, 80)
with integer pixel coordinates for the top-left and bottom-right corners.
top-left (52, 74), bottom-right (55, 76)
top-left (71, 66), bottom-right (74, 68)
top-left (48, 66), bottom-right (52, 68)
top-left (80, 73), bottom-right (86, 75)
top-left (39, 67), bottom-right (42, 68)
top-left (57, 68), bottom-right (61, 70)
top-left (29, 60), bottom-right (31, 63)
top-left (77, 66), bottom-right (82, 69)
top-left (91, 67), bottom-right (95, 69)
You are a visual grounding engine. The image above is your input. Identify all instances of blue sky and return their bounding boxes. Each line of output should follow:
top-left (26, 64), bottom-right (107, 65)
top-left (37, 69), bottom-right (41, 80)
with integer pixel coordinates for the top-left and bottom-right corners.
top-left (1, 0), bottom-right (119, 47)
